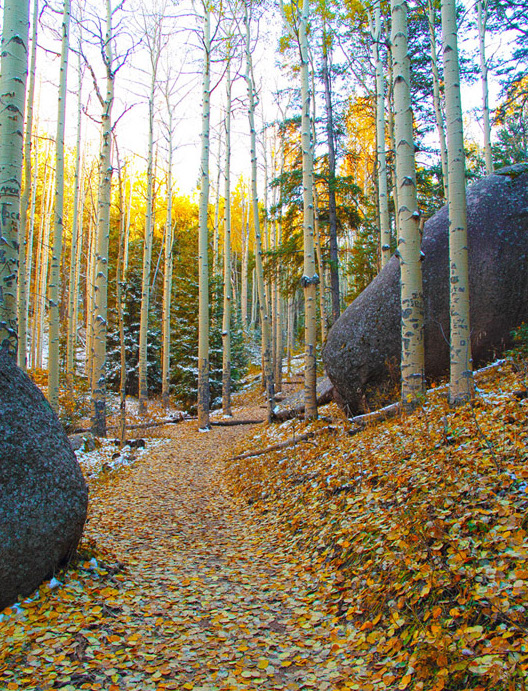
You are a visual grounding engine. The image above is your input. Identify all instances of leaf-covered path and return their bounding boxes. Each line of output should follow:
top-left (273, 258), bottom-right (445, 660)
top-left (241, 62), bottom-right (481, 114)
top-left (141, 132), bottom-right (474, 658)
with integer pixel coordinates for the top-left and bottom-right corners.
top-left (0, 401), bottom-right (353, 691)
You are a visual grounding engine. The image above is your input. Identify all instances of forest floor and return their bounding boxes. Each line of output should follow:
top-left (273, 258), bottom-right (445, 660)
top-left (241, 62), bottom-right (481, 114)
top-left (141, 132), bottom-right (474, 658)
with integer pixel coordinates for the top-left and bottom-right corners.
top-left (2, 359), bottom-right (528, 690)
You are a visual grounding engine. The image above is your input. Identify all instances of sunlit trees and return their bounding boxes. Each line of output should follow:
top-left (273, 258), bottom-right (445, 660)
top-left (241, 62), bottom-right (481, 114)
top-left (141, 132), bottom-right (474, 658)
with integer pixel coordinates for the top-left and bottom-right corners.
top-left (48, 0), bottom-right (71, 412)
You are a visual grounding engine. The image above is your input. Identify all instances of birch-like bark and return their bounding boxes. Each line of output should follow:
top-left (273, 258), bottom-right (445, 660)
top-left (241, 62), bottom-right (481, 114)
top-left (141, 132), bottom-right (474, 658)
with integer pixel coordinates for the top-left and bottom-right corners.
top-left (35, 165), bottom-right (54, 369)
top-left (91, 0), bottom-right (114, 436)
top-left (321, 27), bottom-right (340, 322)
top-left (241, 206), bottom-right (248, 331)
top-left (115, 153), bottom-right (127, 445)
top-left (244, 2), bottom-right (275, 421)
top-left (300, 0), bottom-right (317, 420)
top-left (71, 163), bottom-right (85, 377)
top-left (386, 53), bottom-right (400, 240)
top-left (222, 60), bottom-right (232, 417)
top-left (370, 2), bottom-right (391, 269)
top-left (162, 95), bottom-right (174, 409)
top-left (138, 73), bottom-right (156, 416)
top-left (391, 0), bottom-right (425, 409)
top-left (213, 130), bottom-right (222, 277)
top-left (477, 0), bottom-right (493, 174)
top-left (48, 0), bottom-right (71, 412)
top-left (442, 0), bottom-right (474, 405)
top-left (66, 46), bottom-right (83, 383)
top-left (0, 0), bottom-right (30, 353)
top-left (17, 0), bottom-right (38, 369)
top-left (197, 5), bottom-right (211, 430)
top-left (428, 0), bottom-right (449, 198)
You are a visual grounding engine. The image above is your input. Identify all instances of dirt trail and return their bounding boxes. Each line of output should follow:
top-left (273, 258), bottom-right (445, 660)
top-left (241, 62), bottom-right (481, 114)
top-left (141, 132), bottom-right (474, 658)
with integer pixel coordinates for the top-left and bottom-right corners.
top-left (81, 402), bottom-right (351, 690)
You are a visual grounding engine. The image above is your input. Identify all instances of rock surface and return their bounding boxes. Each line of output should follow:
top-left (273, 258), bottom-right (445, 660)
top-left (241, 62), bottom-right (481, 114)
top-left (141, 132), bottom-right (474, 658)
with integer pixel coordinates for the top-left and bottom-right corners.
top-left (323, 164), bottom-right (528, 414)
top-left (0, 350), bottom-right (88, 610)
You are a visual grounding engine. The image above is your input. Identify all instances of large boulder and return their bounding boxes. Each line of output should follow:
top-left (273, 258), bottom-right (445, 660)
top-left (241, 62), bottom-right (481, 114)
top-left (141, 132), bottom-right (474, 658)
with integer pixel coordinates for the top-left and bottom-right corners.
top-left (0, 350), bottom-right (88, 610)
top-left (323, 164), bottom-right (528, 414)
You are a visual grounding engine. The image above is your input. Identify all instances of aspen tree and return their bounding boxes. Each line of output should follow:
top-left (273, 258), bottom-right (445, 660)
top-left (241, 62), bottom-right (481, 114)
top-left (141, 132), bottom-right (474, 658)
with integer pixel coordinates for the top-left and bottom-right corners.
top-left (48, 0), bottom-right (71, 412)
top-left (161, 80), bottom-right (175, 410)
top-left (17, 0), bottom-right (38, 370)
top-left (0, 0), bottom-right (30, 354)
top-left (222, 59), bottom-right (233, 417)
top-left (427, 0), bottom-right (448, 198)
top-left (197, 4), bottom-right (211, 430)
top-left (35, 164), bottom-right (54, 370)
top-left (70, 163), bottom-right (86, 376)
top-left (370, 0), bottom-right (391, 269)
top-left (307, 75), bottom-right (328, 343)
top-left (138, 6), bottom-right (165, 416)
top-left (391, 0), bottom-right (425, 408)
top-left (240, 198), bottom-right (249, 331)
top-left (299, 0), bottom-right (318, 420)
top-left (477, 0), bottom-right (493, 174)
top-left (114, 150), bottom-right (127, 445)
top-left (66, 49), bottom-right (84, 382)
top-left (243, 1), bottom-right (275, 422)
top-left (212, 131), bottom-right (222, 277)
top-left (442, 0), bottom-right (474, 405)
top-left (91, 0), bottom-right (115, 436)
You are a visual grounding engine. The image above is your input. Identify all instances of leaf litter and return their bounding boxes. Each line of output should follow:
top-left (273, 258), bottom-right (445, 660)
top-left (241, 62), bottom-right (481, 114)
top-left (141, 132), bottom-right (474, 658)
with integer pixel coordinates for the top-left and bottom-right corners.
top-left (1, 360), bottom-right (528, 689)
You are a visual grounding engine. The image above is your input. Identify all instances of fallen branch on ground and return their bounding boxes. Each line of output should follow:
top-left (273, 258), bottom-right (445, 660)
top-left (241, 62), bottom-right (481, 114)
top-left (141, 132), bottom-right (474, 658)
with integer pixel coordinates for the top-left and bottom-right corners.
top-left (231, 426), bottom-right (336, 461)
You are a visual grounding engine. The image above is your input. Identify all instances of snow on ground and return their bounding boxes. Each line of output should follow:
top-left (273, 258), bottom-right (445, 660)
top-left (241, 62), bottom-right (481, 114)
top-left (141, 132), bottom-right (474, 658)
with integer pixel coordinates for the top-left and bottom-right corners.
top-left (75, 437), bottom-right (172, 481)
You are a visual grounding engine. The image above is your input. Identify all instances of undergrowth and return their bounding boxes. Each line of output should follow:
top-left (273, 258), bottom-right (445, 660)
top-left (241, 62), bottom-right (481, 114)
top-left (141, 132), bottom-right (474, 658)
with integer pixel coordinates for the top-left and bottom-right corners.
top-left (228, 358), bottom-right (528, 690)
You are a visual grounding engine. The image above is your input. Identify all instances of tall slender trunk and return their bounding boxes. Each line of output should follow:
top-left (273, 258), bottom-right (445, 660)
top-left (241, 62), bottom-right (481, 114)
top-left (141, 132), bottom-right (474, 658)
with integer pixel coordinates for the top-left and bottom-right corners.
top-left (138, 75), bottom-right (156, 416)
top-left (222, 61), bottom-right (232, 417)
top-left (442, 0), bottom-right (474, 405)
top-left (0, 0), bottom-right (30, 354)
top-left (162, 102), bottom-right (174, 410)
top-left (91, 0), bottom-right (114, 436)
top-left (428, 0), bottom-right (449, 198)
top-left (321, 29), bottom-right (340, 322)
top-left (48, 0), bottom-right (71, 411)
top-left (115, 153), bottom-right (127, 445)
top-left (391, 0), bottom-right (425, 409)
top-left (300, 0), bottom-right (317, 420)
top-left (213, 130), bottom-right (222, 277)
top-left (66, 48), bottom-right (83, 383)
top-left (197, 5), bottom-right (211, 430)
top-left (244, 2), bottom-right (275, 421)
top-left (17, 0), bottom-right (38, 370)
top-left (35, 166), bottom-right (54, 370)
top-left (241, 208), bottom-right (248, 331)
top-left (25, 145), bottom-right (39, 359)
top-left (477, 0), bottom-right (493, 174)
top-left (370, 2), bottom-right (391, 269)
top-left (71, 163), bottom-right (85, 377)
top-left (386, 54), bottom-right (400, 240)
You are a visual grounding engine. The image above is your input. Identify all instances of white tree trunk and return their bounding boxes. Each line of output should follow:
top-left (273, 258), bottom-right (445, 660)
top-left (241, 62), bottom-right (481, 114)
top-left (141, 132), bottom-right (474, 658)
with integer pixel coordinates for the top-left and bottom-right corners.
top-left (371, 1), bottom-right (391, 269)
top-left (162, 95), bottom-right (174, 410)
top-left (244, 2), bottom-right (275, 421)
top-left (48, 0), bottom-right (71, 412)
top-left (91, 0), bottom-right (114, 436)
top-left (17, 0), bottom-right (38, 370)
top-left (0, 0), bottom-right (30, 353)
top-left (222, 61), bottom-right (232, 417)
top-left (428, 0), bottom-right (449, 199)
top-left (197, 5), bottom-right (211, 430)
top-left (442, 0), bottom-right (474, 405)
top-left (391, 0), bottom-right (425, 409)
top-left (138, 80), bottom-right (156, 416)
top-left (66, 49), bottom-right (83, 382)
top-left (477, 0), bottom-right (493, 175)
